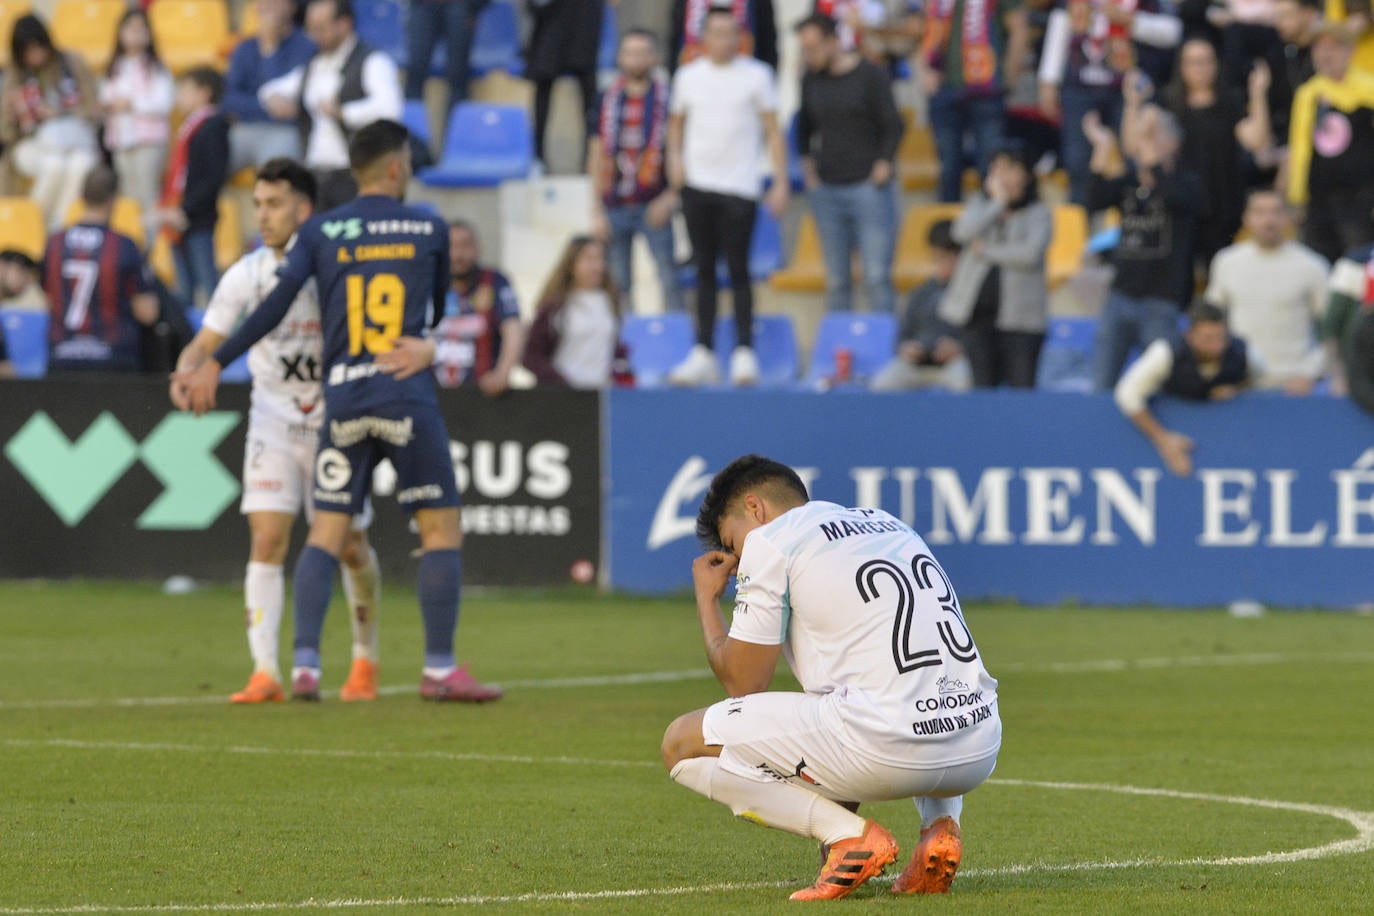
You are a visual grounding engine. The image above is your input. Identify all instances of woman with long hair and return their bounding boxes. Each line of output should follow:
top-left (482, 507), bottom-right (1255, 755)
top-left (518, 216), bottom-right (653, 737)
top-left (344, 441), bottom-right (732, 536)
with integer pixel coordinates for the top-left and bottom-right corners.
top-left (523, 236), bottom-right (624, 388)
top-left (938, 145), bottom-right (1053, 388)
top-left (99, 9), bottom-right (174, 231)
top-left (0, 14), bottom-right (100, 229)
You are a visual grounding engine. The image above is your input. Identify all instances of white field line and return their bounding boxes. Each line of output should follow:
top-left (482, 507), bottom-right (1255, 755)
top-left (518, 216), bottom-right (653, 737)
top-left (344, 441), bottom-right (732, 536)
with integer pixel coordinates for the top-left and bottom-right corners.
top-left (4, 650), bottom-right (1374, 712)
top-left (0, 779), bottom-right (1369, 914)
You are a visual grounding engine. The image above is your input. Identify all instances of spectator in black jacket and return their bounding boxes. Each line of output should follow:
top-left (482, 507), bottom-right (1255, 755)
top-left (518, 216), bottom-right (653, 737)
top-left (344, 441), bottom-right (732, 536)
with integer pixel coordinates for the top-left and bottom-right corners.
top-left (154, 67), bottom-right (229, 309)
top-left (796, 13), bottom-right (903, 314)
top-left (1084, 106), bottom-right (1204, 389)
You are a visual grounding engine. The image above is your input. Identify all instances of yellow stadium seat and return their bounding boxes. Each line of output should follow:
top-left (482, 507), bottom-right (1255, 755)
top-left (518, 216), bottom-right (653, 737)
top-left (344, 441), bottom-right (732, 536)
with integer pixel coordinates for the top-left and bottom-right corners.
top-left (215, 196), bottom-right (243, 272)
top-left (0, 197), bottom-right (46, 260)
top-left (150, 0), bottom-right (231, 74)
top-left (892, 203), bottom-right (962, 291)
top-left (63, 196), bottom-right (146, 248)
top-left (238, 0), bottom-right (259, 35)
top-left (51, 0), bottom-right (125, 73)
top-left (1047, 203), bottom-right (1088, 290)
top-left (769, 212), bottom-right (827, 293)
top-left (0, 0), bottom-right (32, 68)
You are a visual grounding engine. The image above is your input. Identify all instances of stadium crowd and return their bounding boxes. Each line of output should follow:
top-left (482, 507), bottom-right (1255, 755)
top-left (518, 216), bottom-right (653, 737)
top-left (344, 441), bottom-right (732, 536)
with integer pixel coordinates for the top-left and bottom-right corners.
top-left (0, 0), bottom-right (1371, 418)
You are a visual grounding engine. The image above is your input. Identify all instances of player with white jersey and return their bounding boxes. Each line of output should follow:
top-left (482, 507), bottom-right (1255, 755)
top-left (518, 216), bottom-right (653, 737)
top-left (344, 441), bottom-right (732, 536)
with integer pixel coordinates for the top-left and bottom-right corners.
top-left (661, 455), bottom-right (1002, 901)
top-left (171, 158), bottom-right (383, 705)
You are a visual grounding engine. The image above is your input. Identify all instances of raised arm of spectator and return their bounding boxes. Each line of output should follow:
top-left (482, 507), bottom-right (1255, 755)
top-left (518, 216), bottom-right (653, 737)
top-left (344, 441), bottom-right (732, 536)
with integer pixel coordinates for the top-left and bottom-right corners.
top-left (1236, 60), bottom-right (1274, 161)
top-left (1084, 112), bottom-right (1127, 208)
top-left (1001, 7), bottom-right (1030, 90)
top-left (1119, 77), bottom-right (1155, 161)
top-left (951, 194), bottom-right (1005, 243)
top-left (1037, 8), bottom-right (1069, 118)
top-left (1115, 339), bottom-right (1195, 476)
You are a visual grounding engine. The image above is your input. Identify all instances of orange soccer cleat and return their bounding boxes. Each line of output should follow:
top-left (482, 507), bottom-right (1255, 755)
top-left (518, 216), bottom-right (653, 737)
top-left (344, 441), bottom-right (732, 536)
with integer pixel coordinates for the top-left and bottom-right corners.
top-left (339, 658), bottom-right (378, 702)
top-left (891, 816), bottom-right (962, 895)
top-left (230, 671), bottom-right (284, 704)
top-left (789, 819), bottom-right (898, 902)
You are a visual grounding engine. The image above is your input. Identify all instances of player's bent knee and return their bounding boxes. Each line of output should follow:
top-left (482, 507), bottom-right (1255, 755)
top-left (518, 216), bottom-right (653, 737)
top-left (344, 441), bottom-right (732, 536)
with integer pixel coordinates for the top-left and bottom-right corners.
top-left (661, 710), bottom-right (713, 771)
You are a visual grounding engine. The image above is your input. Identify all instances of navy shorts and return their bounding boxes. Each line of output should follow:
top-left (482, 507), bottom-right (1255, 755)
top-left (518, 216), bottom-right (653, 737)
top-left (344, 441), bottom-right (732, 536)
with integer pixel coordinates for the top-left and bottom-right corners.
top-left (312, 404), bottom-right (460, 516)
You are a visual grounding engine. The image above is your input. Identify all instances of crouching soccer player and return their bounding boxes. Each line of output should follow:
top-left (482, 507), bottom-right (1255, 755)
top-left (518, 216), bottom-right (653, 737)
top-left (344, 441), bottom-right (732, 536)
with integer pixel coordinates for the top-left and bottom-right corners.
top-left (176, 120), bottom-right (500, 703)
top-left (661, 455), bottom-right (1001, 900)
top-left (174, 158), bottom-right (382, 704)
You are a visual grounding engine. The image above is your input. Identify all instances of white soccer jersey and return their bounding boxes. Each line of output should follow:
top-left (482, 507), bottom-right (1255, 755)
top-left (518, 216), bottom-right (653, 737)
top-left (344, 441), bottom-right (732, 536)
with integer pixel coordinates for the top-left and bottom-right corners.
top-left (731, 501), bottom-right (1000, 767)
top-left (201, 245), bottom-right (325, 427)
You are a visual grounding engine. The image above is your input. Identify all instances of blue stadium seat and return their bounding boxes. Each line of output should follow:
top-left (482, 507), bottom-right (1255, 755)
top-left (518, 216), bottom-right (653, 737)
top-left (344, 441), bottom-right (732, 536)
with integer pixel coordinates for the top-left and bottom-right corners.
top-left (679, 207), bottom-right (785, 289)
top-left (619, 312), bottom-right (694, 388)
top-left (186, 308), bottom-right (252, 383)
top-left (402, 98), bottom-right (432, 150)
top-left (597, 3), bottom-right (618, 73)
top-left (1035, 316), bottom-right (1098, 393)
top-left (468, 1), bottom-right (523, 76)
top-left (712, 314), bottom-right (799, 387)
top-left (1, 310), bottom-right (50, 378)
top-left (353, 0), bottom-right (406, 67)
top-left (418, 102), bottom-right (533, 188)
top-left (805, 312), bottom-right (898, 384)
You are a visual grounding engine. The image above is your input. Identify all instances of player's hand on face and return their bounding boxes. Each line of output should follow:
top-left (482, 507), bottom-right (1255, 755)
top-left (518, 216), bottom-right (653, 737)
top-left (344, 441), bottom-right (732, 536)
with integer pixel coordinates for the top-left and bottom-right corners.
top-left (172, 361), bottom-right (221, 416)
top-left (693, 550), bottom-right (739, 604)
top-left (376, 336), bottom-right (436, 380)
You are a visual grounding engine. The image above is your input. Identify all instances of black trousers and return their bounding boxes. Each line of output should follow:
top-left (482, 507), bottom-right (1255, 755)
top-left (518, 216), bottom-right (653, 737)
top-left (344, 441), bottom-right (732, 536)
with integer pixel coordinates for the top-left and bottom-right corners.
top-left (963, 327), bottom-right (1045, 389)
top-left (532, 70), bottom-right (598, 165)
top-left (1303, 188), bottom-right (1374, 265)
top-left (314, 169), bottom-right (359, 212)
top-left (681, 186), bottom-right (756, 349)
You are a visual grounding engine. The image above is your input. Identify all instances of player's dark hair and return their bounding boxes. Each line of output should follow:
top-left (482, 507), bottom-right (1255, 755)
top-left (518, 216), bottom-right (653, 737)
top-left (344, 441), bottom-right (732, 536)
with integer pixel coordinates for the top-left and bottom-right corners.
top-left (257, 157), bottom-right (317, 205)
top-left (348, 118), bottom-right (410, 173)
top-left (80, 165), bottom-right (119, 208)
top-left (1189, 302), bottom-right (1228, 327)
top-left (928, 219), bottom-right (959, 253)
top-left (695, 455), bottom-right (809, 550)
top-left (11, 14), bottom-right (55, 73)
top-left (621, 27), bottom-right (660, 49)
top-left (794, 13), bottom-right (838, 38)
top-left (181, 66), bottom-right (224, 105)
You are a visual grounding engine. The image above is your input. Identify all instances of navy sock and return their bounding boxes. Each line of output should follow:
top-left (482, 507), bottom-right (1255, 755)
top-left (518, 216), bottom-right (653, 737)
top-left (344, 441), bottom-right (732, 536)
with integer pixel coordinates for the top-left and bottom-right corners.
top-left (418, 549), bottom-right (461, 669)
top-left (293, 545), bottom-right (339, 669)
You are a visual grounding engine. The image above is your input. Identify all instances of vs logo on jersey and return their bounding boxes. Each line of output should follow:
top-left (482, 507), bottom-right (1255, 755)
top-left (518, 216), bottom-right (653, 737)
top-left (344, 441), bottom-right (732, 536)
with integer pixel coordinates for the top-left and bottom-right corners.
top-left (321, 218), bottom-right (363, 241)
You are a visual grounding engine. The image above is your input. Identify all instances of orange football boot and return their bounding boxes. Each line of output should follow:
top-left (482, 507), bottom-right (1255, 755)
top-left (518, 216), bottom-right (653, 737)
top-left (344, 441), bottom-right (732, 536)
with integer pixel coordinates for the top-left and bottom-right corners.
top-left (789, 819), bottom-right (898, 901)
top-left (339, 658), bottom-right (378, 702)
top-left (891, 816), bottom-right (962, 894)
top-left (230, 671), bottom-right (284, 704)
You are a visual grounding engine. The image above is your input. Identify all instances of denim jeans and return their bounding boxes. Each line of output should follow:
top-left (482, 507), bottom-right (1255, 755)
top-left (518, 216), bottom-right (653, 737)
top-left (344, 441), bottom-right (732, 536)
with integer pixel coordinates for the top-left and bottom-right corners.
top-left (173, 229), bottom-right (219, 309)
top-left (606, 202), bottom-right (686, 313)
top-left (1092, 290), bottom-right (1181, 390)
top-left (1059, 84), bottom-right (1123, 207)
top-left (809, 179), bottom-right (898, 313)
top-left (405, 0), bottom-right (490, 104)
top-left (929, 88), bottom-right (1005, 203)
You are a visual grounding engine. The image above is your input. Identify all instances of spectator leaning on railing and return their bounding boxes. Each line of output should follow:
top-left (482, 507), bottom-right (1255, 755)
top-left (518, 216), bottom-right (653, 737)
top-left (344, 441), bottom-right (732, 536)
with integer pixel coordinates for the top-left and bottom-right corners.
top-left (1115, 303), bottom-right (1265, 477)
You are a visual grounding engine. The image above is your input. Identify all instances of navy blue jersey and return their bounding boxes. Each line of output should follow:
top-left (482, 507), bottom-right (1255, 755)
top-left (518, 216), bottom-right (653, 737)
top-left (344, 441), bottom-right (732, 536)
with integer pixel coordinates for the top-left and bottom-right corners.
top-left (214, 195), bottom-right (450, 415)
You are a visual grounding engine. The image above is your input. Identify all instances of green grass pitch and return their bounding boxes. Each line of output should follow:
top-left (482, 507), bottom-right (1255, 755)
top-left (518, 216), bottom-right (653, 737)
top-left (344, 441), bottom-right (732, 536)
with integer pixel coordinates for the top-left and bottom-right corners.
top-left (2, 580), bottom-right (1373, 913)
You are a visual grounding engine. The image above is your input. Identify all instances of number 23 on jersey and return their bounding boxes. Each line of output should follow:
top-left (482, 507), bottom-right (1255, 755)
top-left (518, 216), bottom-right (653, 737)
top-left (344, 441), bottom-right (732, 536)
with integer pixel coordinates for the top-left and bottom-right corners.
top-left (346, 273), bottom-right (405, 356)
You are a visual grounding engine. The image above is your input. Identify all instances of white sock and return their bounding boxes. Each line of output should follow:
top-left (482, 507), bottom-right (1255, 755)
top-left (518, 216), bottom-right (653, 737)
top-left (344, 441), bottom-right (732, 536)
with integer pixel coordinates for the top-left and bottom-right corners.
top-left (341, 546), bottom-right (381, 662)
top-left (244, 562), bottom-right (284, 679)
top-left (423, 666), bottom-right (456, 680)
top-left (291, 666), bottom-right (321, 682)
top-left (670, 756), bottom-right (866, 846)
top-left (915, 795), bottom-right (963, 829)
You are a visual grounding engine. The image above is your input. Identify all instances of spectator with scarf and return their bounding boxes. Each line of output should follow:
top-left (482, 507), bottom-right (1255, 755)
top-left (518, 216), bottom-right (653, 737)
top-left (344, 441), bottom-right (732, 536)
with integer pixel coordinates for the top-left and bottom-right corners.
top-left (918, 0), bottom-right (1030, 202)
top-left (523, 236), bottom-right (625, 389)
top-left (670, 0), bottom-right (778, 70)
top-left (154, 68), bottom-right (229, 309)
top-left (0, 14), bottom-right (100, 231)
top-left (589, 28), bottom-right (685, 314)
top-left (432, 221), bottom-right (526, 395)
top-left (1038, 0), bottom-right (1182, 205)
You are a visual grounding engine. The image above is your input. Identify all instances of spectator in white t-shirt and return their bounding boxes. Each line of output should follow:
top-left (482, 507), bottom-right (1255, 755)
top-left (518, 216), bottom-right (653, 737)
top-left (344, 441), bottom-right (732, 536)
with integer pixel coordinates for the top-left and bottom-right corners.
top-left (523, 236), bottom-right (623, 389)
top-left (665, 8), bottom-right (788, 387)
top-left (1204, 188), bottom-right (1328, 393)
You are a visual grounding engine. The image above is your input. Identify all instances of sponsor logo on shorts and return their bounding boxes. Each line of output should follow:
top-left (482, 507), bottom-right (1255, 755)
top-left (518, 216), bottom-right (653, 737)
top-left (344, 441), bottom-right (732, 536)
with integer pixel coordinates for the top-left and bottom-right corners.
top-left (330, 416), bottom-right (414, 448)
top-left (397, 484), bottom-right (445, 505)
top-left (315, 448), bottom-right (352, 492)
top-left (329, 363), bottom-right (383, 386)
top-left (314, 490), bottom-right (353, 505)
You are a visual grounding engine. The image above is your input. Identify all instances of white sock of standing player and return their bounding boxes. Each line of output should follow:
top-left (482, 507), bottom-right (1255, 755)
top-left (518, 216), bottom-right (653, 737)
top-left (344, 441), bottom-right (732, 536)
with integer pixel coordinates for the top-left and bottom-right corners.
top-left (244, 562), bottom-right (285, 680)
top-left (341, 546), bottom-right (381, 663)
top-left (915, 795), bottom-right (963, 828)
top-left (671, 757), bottom-right (867, 846)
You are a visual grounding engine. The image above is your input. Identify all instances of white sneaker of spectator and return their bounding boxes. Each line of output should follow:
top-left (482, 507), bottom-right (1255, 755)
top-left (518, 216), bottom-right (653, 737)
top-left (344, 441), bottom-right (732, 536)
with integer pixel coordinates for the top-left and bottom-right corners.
top-left (730, 346), bottom-right (759, 387)
top-left (669, 344), bottom-right (721, 387)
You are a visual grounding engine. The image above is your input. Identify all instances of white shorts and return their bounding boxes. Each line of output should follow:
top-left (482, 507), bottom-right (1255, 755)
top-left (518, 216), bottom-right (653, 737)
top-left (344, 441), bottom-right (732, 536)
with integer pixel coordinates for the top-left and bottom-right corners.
top-left (240, 413), bottom-right (373, 530)
top-left (702, 691), bottom-right (1000, 804)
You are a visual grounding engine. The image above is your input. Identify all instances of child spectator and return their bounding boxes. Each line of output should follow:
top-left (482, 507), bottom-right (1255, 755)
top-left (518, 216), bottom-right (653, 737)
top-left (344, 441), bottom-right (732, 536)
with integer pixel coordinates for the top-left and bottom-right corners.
top-left (0, 250), bottom-right (46, 313)
top-left (99, 9), bottom-right (174, 234)
top-left (155, 67), bottom-right (229, 309)
top-left (0, 15), bottom-right (100, 230)
top-left (523, 236), bottom-right (624, 389)
top-left (870, 219), bottom-right (971, 391)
